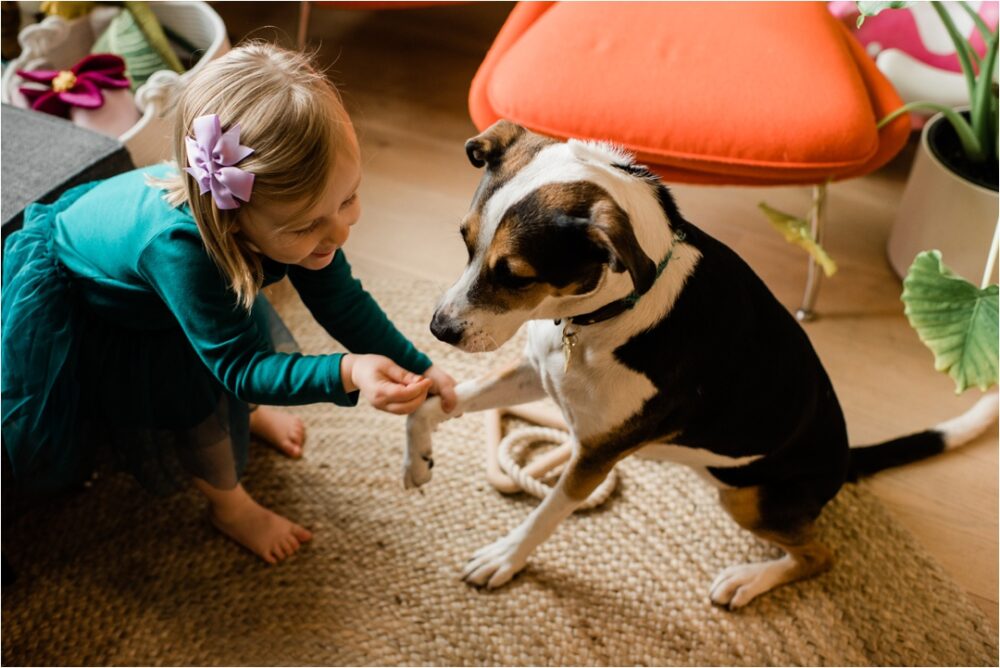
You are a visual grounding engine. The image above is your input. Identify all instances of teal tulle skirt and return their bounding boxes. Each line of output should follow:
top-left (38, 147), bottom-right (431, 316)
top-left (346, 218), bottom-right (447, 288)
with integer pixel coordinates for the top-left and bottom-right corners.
top-left (2, 184), bottom-right (297, 498)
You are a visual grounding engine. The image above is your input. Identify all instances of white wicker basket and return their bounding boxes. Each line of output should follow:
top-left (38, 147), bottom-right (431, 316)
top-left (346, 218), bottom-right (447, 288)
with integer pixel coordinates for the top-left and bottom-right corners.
top-left (2, 1), bottom-right (230, 166)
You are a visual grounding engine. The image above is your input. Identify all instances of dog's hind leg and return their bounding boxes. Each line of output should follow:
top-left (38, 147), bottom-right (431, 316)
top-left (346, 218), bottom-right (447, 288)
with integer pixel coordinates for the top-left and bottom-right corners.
top-left (710, 485), bottom-right (833, 609)
top-left (403, 360), bottom-right (545, 488)
top-left (462, 446), bottom-right (623, 588)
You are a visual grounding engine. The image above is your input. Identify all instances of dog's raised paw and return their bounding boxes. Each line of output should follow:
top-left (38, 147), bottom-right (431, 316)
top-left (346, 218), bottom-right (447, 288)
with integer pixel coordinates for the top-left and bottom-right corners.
top-left (402, 454), bottom-right (433, 489)
top-left (403, 412), bottom-right (435, 489)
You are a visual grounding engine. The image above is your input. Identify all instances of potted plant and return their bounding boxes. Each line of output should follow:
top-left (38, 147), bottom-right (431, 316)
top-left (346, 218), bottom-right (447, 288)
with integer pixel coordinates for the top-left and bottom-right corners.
top-left (758, 2), bottom-right (997, 390)
top-left (860, 1), bottom-right (999, 393)
top-left (859, 1), bottom-right (998, 286)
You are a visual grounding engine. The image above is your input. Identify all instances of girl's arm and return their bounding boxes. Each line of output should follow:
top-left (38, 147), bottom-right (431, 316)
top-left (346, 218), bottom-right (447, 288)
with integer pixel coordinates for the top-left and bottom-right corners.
top-left (137, 225), bottom-right (360, 407)
top-left (287, 250), bottom-right (432, 375)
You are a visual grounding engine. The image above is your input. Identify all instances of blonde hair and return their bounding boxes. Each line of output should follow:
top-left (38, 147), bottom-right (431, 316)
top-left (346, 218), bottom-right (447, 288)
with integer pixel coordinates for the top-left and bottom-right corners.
top-left (151, 41), bottom-right (352, 310)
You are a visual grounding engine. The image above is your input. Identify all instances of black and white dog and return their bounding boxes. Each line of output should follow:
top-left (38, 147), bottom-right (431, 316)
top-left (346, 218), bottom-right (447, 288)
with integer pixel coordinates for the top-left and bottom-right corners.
top-left (403, 120), bottom-right (998, 608)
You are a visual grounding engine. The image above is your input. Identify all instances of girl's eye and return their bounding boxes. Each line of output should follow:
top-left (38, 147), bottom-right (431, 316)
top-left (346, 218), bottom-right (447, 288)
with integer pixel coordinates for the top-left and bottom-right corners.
top-left (341, 193), bottom-right (358, 209)
top-left (293, 219), bottom-right (321, 235)
top-left (460, 229), bottom-right (474, 262)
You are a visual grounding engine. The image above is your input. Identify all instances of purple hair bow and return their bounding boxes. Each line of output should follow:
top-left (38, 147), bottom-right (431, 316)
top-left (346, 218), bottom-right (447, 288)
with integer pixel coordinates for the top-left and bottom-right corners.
top-left (184, 114), bottom-right (255, 210)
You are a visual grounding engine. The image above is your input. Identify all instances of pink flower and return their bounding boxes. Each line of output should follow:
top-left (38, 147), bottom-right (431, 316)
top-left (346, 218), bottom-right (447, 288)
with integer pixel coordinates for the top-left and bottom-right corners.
top-left (18, 53), bottom-right (131, 118)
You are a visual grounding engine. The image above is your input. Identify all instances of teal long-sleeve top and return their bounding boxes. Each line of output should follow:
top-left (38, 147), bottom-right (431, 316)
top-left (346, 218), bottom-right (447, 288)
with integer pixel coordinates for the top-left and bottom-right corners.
top-left (52, 165), bottom-right (432, 407)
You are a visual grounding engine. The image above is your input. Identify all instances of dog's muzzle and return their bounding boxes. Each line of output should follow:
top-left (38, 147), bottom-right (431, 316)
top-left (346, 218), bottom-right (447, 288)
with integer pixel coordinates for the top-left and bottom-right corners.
top-left (430, 309), bottom-right (465, 345)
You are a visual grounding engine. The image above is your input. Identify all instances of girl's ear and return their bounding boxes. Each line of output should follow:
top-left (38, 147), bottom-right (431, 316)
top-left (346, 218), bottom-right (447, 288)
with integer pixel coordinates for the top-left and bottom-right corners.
top-left (230, 213), bottom-right (263, 253)
top-left (465, 120), bottom-right (526, 169)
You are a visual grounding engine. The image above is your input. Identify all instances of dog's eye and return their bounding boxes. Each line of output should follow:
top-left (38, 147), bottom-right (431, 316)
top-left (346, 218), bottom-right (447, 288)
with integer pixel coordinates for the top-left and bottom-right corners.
top-left (494, 258), bottom-right (535, 289)
top-left (459, 228), bottom-right (474, 262)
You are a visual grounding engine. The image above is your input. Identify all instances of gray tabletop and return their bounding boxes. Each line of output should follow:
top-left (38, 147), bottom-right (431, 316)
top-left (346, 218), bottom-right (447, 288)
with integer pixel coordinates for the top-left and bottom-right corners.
top-left (2, 103), bottom-right (134, 245)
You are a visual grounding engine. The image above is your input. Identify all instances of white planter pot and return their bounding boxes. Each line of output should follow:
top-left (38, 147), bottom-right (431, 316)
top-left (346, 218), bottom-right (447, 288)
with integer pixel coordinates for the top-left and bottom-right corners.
top-left (887, 112), bottom-right (999, 285)
top-left (2, 1), bottom-right (230, 167)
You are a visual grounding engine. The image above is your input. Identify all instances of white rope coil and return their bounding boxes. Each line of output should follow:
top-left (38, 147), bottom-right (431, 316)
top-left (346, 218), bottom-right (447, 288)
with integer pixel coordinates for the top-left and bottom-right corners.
top-left (497, 426), bottom-right (617, 510)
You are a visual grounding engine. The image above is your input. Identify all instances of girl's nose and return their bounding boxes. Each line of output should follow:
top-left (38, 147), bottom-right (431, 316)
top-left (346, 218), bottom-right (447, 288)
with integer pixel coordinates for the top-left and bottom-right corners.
top-left (327, 219), bottom-right (350, 246)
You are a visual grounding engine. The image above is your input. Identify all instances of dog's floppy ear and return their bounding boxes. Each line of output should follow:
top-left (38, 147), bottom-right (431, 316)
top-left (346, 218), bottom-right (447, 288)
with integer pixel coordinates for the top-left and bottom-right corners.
top-left (465, 120), bottom-right (525, 169)
top-left (587, 199), bottom-right (657, 296)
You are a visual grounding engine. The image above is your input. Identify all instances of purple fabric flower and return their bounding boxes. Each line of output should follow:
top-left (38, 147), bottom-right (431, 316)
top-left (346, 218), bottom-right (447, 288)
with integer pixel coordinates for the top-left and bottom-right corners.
top-left (18, 53), bottom-right (131, 118)
top-left (184, 114), bottom-right (255, 210)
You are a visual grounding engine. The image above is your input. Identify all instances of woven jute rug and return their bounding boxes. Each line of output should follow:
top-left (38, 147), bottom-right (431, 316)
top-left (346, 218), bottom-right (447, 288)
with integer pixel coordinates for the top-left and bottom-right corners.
top-left (3, 275), bottom-right (997, 666)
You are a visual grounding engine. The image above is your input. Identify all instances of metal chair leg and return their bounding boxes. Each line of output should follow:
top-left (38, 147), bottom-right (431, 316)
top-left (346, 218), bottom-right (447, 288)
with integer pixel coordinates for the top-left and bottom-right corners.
top-left (796, 183), bottom-right (827, 323)
top-left (297, 0), bottom-right (312, 51)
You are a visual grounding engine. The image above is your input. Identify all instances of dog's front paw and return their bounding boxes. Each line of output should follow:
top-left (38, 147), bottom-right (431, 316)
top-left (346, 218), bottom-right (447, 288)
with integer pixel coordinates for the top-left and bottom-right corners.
top-left (402, 450), bottom-right (433, 489)
top-left (709, 561), bottom-right (780, 610)
top-left (403, 410), bottom-right (435, 489)
top-left (461, 532), bottom-right (529, 589)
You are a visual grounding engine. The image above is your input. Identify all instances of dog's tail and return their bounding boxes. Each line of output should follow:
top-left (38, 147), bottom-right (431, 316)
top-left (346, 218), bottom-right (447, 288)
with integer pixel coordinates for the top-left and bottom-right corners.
top-left (847, 393), bottom-right (999, 481)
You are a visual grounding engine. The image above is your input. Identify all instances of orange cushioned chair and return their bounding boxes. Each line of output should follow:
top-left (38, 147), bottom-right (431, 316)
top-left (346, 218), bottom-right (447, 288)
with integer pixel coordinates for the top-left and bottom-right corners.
top-left (468, 1), bottom-right (911, 319)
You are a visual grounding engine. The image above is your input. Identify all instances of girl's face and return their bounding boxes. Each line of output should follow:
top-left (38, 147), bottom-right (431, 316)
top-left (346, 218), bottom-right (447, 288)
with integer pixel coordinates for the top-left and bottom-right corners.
top-left (239, 140), bottom-right (362, 271)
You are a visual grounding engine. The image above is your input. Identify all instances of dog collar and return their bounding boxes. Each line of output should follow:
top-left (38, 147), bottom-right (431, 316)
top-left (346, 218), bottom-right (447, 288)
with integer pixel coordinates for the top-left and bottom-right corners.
top-left (557, 229), bottom-right (685, 328)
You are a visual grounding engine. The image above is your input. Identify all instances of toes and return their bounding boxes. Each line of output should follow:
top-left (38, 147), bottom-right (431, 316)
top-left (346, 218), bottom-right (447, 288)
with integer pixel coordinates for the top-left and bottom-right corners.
top-left (462, 546), bottom-right (500, 582)
top-left (462, 557), bottom-right (520, 588)
top-left (472, 538), bottom-right (509, 561)
top-left (729, 586), bottom-right (757, 609)
top-left (709, 564), bottom-right (771, 609)
top-left (487, 564), bottom-right (517, 589)
top-left (253, 410), bottom-right (308, 458)
top-left (461, 538), bottom-right (525, 588)
top-left (267, 532), bottom-right (306, 565)
top-left (402, 458), bottom-right (433, 489)
top-left (462, 562), bottom-right (495, 587)
top-left (710, 575), bottom-right (742, 607)
top-left (293, 525), bottom-right (313, 543)
top-left (461, 553), bottom-right (489, 580)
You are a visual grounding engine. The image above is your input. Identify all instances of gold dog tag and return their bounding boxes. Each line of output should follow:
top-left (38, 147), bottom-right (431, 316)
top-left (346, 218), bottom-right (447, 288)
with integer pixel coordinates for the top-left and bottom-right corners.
top-left (562, 329), bottom-right (578, 372)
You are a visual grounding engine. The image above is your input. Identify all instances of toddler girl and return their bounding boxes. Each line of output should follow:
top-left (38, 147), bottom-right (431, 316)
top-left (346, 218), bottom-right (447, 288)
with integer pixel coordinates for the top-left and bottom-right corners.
top-left (2, 42), bottom-right (456, 565)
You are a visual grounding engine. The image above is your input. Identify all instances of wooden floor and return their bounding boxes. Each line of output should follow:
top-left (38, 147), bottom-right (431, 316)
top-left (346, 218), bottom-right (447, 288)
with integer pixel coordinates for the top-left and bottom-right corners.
top-left (219, 3), bottom-right (998, 630)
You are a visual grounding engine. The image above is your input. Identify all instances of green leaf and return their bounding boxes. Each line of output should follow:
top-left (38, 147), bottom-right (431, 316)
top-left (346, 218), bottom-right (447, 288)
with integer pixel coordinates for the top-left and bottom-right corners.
top-left (878, 102), bottom-right (984, 161)
top-left (958, 0), bottom-right (996, 45)
top-left (932, 2), bottom-right (978, 107)
top-left (758, 202), bottom-right (838, 277)
top-left (856, 1), bottom-right (910, 27)
top-left (970, 29), bottom-right (999, 158)
top-left (902, 251), bottom-right (999, 393)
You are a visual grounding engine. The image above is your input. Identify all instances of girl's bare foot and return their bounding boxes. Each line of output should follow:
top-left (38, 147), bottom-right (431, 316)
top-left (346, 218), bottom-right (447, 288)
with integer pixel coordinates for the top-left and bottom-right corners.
top-left (195, 480), bottom-right (313, 565)
top-left (250, 406), bottom-right (306, 458)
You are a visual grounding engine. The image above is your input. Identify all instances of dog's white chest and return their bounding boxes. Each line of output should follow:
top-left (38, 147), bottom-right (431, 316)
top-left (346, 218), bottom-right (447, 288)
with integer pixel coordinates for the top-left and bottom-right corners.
top-left (525, 320), bottom-right (657, 440)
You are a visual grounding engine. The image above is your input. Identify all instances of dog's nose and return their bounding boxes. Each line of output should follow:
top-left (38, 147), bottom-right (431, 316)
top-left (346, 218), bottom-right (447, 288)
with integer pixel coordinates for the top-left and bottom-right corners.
top-left (430, 311), bottom-right (464, 345)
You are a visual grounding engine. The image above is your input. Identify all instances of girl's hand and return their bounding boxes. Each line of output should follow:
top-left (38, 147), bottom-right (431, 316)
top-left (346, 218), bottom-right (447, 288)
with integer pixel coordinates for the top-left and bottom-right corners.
top-left (422, 365), bottom-right (458, 414)
top-left (341, 354), bottom-right (433, 415)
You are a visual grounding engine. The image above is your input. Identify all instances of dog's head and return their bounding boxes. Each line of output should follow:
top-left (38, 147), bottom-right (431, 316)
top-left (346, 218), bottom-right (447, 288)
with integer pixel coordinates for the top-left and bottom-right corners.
top-left (431, 120), bottom-right (658, 352)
